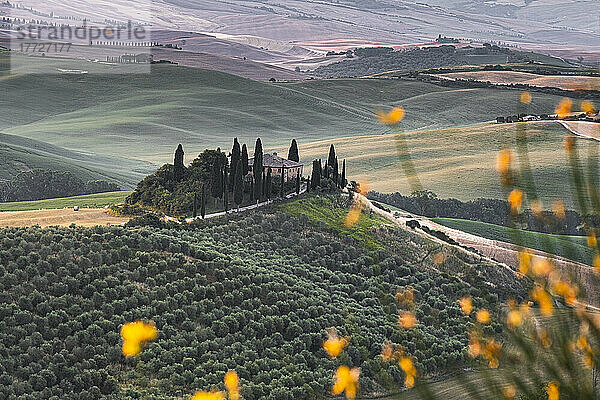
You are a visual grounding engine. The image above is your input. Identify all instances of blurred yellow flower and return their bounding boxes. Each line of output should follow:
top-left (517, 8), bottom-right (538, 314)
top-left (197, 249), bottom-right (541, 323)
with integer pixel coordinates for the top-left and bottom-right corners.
top-left (530, 200), bottom-right (543, 218)
top-left (502, 384), bottom-right (516, 399)
top-left (531, 257), bottom-right (553, 277)
top-left (531, 286), bottom-right (553, 317)
top-left (381, 341), bottom-right (394, 361)
top-left (323, 329), bottom-right (349, 359)
top-left (552, 199), bottom-right (566, 220)
top-left (496, 149), bottom-right (513, 185)
top-left (459, 297), bottom-right (473, 315)
top-left (555, 98), bottom-right (573, 119)
top-left (518, 250), bottom-right (532, 275)
top-left (506, 309), bottom-right (522, 329)
top-left (332, 366), bottom-right (360, 399)
top-left (396, 287), bottom-right (414, 306)
top-left (121, 321), bottom-right (158, 357)
top-left (552, 280), bottom-right (578, 306)
top-left (224, 371), bottom-right (240, 400)
top-left (482, 338), bottom-right (502, 369)
top-left (563, 136), bottom-right (575, 152)
top-left (588, 232), bottom-right (597, 248)
top-left (376, 107), bottom-right (405, 125)
top-left (508, 190), bottom-right (523, 214)
top-left (344, 206), bottom-right (361, 228)
top-left (399, 311), bottom-right (417, 329)
top-left (546, 382), bottom-right (559, 400)
top-left (399, 357), bottom-right (417, 388)
top-left (520, 91), bottom-right (532, 105)
top-left (468, 331), bottom-right (481, 358)
top-left (538, 328), bottom-right (552, 348)
top-left (594, 253), bottom-right (600, 272)
top-left (476, 309), bottom-right (491, 324)
top-left (191, 391), bottom-right (226, 400)
top-left (432, 251), bottom-right (447, 265)
top-left (581, 100), bottom-right (596, 115)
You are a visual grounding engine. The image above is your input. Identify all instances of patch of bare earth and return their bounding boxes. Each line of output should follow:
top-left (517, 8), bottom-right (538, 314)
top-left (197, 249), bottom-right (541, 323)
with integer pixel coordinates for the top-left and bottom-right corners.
top-left (0, 208), bottom-right (130, 228)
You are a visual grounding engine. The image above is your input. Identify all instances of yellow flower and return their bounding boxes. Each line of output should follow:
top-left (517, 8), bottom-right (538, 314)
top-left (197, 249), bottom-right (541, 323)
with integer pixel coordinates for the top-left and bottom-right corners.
top-left (552, 199), bottom-right (566, 220)
top-left (459, 297), bottom-right (473, 315)
top-left (476, 309), bottom-right (491, 324)
top-left (508, 190), bottom-right (523, 214)
top-left (555, 98), bottom-right (573, 119)
top-left (191, 391), bottom-right (226, 400)
top-left (381, 341), bottom-right (394, 361)
top-left (520, 91), bottom-right (532, 105)
top-left (121, 321), bottom-right (158, 357)
top-left (399, 311), bottom-right (417, 329)
top-left (482, 338), bottom-right (502, 369)
top-left (531, 257), bottom-right (553, 277)
top-left (530, 200), bottom-right (543, 218)
top-left (506, 309), bottom-right (522, 329)
top-left (588, 232), bottom-right (597, 248)
top-left (332, 366), bottom-right (360, 399)
top-left (432, 251), bottom-right (447, 265)
top-left (531, 286), bottom-right (553, 317)
top-left (396, 288), bottom-right (414, 306)
top-left (594, 253), bottom-right (600, 272)
top-left (399, 357), bottom-right (417, 388)
top-left (496, 149), bottom-right (513, 185)
top-left (224, 371), bottom-right (240, 400)
top-left (503, 384), bottom-right (516, 399)
top-left (576, 335), bottom-right (588, 351)
top-left (518, 251), bottom-right (532, 276)
top-left (538, 328), bottom-right (552, 348)
top-left (468, 331), bottom-right (481, 358)
top-left (581, 101), bottom-right (596, 115)
top-left (552, 280), bottom-right (578, 306)
top-left (376, 107), bottom-right (405, 125)
top-left (344, 206), bottom-right (361, 228)
top-left (564, 136), bottom-right (575, 152)
top-left (323, 329), bottom-right (349, 359)
top-left (546, 382), bottom-right (559, 400)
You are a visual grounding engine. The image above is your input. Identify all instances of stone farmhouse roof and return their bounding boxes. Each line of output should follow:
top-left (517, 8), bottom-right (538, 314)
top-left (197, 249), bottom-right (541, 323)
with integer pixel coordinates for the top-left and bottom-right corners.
top-left (248, 152), bottom-right (303, 168)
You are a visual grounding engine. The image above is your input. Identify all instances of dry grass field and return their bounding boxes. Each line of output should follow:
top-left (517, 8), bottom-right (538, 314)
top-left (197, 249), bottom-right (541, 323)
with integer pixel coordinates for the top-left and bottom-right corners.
top-left (289, 121), bottom-right (593, 207)
top-left (438, 71), bottom-right (600, 91)
top-left (0, 208), bottom-right (130, 228)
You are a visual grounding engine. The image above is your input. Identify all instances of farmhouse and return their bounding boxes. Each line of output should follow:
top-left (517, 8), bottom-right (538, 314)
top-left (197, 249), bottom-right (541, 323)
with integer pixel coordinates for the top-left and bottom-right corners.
top-left (249, 152), bottom-right (303, 182)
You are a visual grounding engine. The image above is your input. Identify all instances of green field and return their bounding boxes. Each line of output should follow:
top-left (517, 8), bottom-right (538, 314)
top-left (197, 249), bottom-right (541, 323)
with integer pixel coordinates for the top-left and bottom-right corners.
top-left (432, 217), bottom-right (592, 265)
top-left (293, 121), bottom-right (598, 208)
top-left (0, 191), bottom-right (131, 212)
top-left (0, 54), bottom-right (581, 173)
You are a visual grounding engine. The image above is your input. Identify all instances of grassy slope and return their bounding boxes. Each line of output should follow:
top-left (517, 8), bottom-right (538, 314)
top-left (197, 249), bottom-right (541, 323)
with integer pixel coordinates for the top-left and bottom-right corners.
top-left (432, 217), bottom-right (592, 265)
top-left (0, 54), bottom-right (582, 166)
top-left (289, 121), bottom-right (597, 208)
top-left (279, 195), bottom-right (391, 250)
top-left (0, 191), bottom-right (131, 212)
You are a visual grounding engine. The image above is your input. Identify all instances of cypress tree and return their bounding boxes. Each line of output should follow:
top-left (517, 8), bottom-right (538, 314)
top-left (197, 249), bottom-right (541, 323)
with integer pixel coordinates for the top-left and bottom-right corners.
top-left (333, 156), bottom-right (339, 187)
top-left (327, 144), bottom-right (336, 177)
top-left (287, 139), bottom-right (299, 162)
top-left (241, 144), bottom-right (249, 175)
top-left (341, 159), bottom-right (346, 187)
top-left (233, 160), bottom-right (243, 209)
top-left (295, 173), bottom-right (300, 194)
top-left (323, 159), bottom-right (328, 179)
top-left (230, 138), bottom-right (241, 190)
top-left (253, 138), bottom-right (263, 201)
top-left (250, 177), bottom-right (255, 201)
top-left (280, 166), bottom-right (285, 198)
top-left (223, 167), bottom-right (229, 212)
top-left (211, 159), bottom-right (223, 204)
top-left (173, 144), bottom-right (185, 182)
top-left (311, 160), bottom-right (321, 189)
top-left (306, 177), bottom-right (310, 193)
top-left (262, 170), bottom-right (266, 201)
top-left (266, 168), bottom-right (272, 200)
top-left (193, 192), bottom-right (198, 218)
top-left (201, 185), bottom-right (206, 219)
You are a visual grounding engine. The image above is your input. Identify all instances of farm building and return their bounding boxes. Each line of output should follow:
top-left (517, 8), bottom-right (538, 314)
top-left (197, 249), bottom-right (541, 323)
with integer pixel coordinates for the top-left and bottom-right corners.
top-left (249, 152), bottom-right (303, 182)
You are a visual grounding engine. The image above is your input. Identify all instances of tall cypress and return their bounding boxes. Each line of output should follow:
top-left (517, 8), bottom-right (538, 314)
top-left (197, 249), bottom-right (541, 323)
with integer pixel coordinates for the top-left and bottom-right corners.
top-left (323, 160), bottom-right (328, 179)
top-left (230, 138), bottom-right (241, 190)
top-left (265, 168), bottom-right (272, 200)
top-left (333, 156), bottom-right (339, 187)
top-left (211, 158), bottom-right (223, 203)
top-left (295, 173), bottom-right (300, 194)
top-left (307, 177), bottom-right (310, 193)
top-left (311, 160), bottom-right (321, 189)
top-left (262, 170), bottom-right (266, 201)
top-left (287, 139), bottom-right (299, 162)
top-left (193, 192), bottom-right (198, 218)
top-left (201, 185), bottom-right (206, 219)
top-left (327, 144), bottom-right (336, 177)
top-left (341, 159), bottom-right (346, 187)
top-left (250, 177), bottom-right (255, 202)
top-left (223, 167), bottom-right (229, 212)
top-left (280, 166), bottom-right (285, 198)
top-left (241, 144), bottom-right (249, 176)
top-left (233, 160), bottom-right (243, 209)
top-left (253, 138), bottom-right (263, 201)
top-left (173, 144), bottom-right (185, 182)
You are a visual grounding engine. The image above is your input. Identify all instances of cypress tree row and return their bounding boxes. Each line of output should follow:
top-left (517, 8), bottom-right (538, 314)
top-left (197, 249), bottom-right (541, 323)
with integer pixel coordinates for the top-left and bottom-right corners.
top-left (266, 168), bottom-right (272, 200)
top-left (287, 139), bottom-right (299, 162)
top-left (241, 144), bottom-right (249, 176)
top-left (253, 138), bottom-right (263, 201)
top-left (201, 185), bottom-right (206, 219)
top-left (230, 138), bottom-right (241, 190)
top-left (174, 144), bottom-right (185, 182)
top-left (233, 160), bottom-right (243, 209)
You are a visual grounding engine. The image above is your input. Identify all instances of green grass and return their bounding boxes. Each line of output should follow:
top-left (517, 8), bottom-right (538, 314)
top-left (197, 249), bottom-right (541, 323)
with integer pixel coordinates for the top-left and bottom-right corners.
top-left (279, 195), bottom-right (391, 250)
top-left (292, 121), bottom-right (599, 208)
top-left (0, 191), bottom-right (132, 212)
top-left (432, 217), bottom-right (592, 265)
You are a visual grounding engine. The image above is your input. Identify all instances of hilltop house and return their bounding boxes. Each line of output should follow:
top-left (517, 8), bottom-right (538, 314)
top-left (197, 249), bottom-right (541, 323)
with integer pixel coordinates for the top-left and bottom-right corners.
top-left (249, 152), bottom-right (303, 182)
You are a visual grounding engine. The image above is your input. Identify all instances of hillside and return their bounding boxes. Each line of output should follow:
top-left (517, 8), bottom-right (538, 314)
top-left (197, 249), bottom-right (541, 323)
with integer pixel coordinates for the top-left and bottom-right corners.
top-left (0, 54), bottom-right (582, 166)
top-left (288, 122), bottom-right (597, 208)
top-left (0, 195), bottom-right (528, 399)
